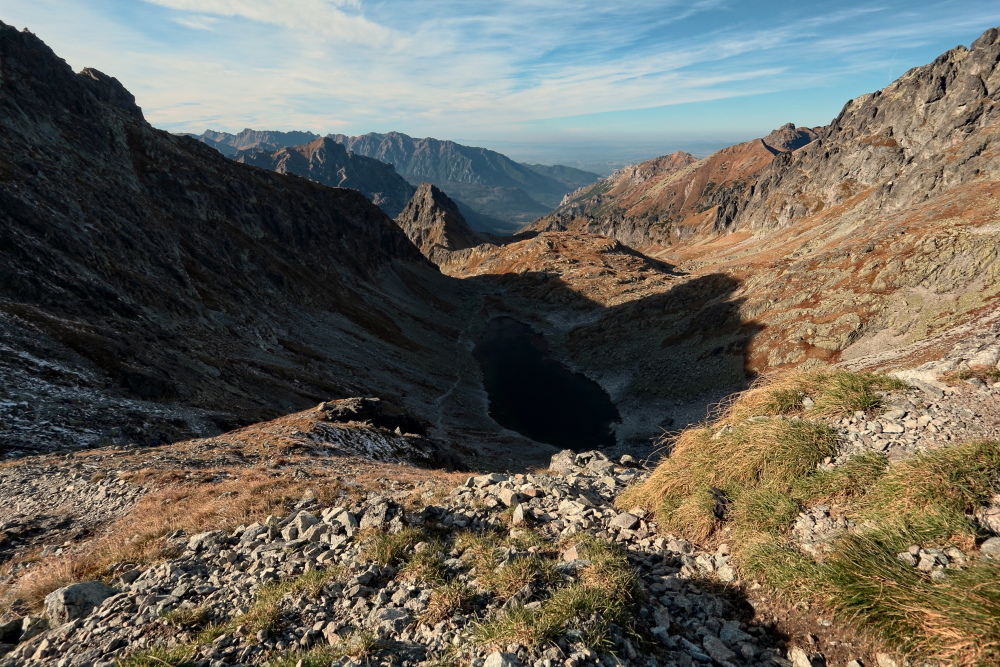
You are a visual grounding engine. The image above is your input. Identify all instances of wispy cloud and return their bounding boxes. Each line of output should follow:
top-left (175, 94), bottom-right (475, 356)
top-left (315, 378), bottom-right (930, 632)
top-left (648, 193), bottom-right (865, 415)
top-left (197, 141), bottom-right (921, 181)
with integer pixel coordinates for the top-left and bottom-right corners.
top-left (4, 0), bottom-right (1000, 154)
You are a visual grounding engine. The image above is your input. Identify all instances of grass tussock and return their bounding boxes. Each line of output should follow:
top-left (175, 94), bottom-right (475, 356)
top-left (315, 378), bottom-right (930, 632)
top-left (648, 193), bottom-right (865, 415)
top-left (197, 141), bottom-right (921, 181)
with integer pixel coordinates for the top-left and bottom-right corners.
top-left (264, 631), bottom-right (384, 667)
top-left (818, 528), bottom-right (1000, 665)
top-left (192, 566), bottom-right (346, 643)
top-left (854, 440), bottom-right (1000, 542)
top-left (421, 580), bottom-right (478, 626)
top-left (455, 529), bottom-right (559, 601)
top-left (626, 368), bottom-right (1000, 666)
top-left (715, 368), bottom-right (908, 423)
top-left (358, 527), bottom-right (424, 566)
top-left (399, 544), bottom-right (448, 584)
top-left (620, 416), bottom-right (838, 541)
top-left (473, 536), bottom-right (637, 651)
top-left (162, 606), bottom-right (211, 630)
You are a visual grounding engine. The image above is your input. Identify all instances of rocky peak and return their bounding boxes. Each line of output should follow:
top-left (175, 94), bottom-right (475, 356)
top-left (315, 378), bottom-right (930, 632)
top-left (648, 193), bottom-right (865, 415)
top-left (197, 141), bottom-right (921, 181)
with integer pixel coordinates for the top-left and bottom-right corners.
top-left (395, 183), bottom-right (485, 264)
top-left (195, 128), bottom-right (320, 156)
top-left (761, 122), bottom-right (821, 153)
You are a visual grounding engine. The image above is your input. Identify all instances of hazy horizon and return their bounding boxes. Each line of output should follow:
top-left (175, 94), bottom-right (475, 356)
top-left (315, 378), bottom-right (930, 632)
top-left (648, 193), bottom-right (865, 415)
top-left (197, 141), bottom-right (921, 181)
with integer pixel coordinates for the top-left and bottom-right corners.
top-left (6, 1), bottom-right (1000, 168)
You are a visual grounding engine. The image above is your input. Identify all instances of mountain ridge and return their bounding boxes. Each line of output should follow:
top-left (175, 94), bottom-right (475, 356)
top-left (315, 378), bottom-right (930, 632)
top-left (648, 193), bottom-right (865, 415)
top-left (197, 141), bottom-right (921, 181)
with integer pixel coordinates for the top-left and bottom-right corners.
top-left (234, 136), bottom-right (416, 218)
top-left (192, 128), bottom-right (600, 232)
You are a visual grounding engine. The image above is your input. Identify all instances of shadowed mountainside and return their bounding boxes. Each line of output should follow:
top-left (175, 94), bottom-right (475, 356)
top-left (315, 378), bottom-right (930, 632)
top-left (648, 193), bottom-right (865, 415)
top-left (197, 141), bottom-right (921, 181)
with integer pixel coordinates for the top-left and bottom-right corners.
top-left (0, 21), bottom-right (493, 462)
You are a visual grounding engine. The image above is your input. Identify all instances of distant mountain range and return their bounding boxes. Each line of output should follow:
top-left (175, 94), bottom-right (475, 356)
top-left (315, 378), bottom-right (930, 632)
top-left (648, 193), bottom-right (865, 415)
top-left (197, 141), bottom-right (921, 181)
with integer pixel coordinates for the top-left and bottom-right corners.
top-left (190, 129), bottom-right (599, 233)
top-left (234, 137), bottom-right (415, 218)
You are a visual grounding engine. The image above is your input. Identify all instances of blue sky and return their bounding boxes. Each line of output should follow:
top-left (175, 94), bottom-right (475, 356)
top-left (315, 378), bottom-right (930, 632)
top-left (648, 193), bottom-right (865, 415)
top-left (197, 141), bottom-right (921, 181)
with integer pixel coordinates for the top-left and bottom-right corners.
top-left (4, 1), bottom-right (1000, 166)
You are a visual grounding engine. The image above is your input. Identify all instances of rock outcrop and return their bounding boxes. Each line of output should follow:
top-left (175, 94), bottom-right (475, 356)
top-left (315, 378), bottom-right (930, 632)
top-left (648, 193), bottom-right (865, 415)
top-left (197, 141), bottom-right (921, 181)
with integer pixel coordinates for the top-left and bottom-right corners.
top-left (524, 132), bottom-right (799, 247)
top-left (236, 137), bottom-right (416, 217)
top-left (711, 29), bottom-right (1000, 234)
top-left (394, 184), bottom-right (487, 265)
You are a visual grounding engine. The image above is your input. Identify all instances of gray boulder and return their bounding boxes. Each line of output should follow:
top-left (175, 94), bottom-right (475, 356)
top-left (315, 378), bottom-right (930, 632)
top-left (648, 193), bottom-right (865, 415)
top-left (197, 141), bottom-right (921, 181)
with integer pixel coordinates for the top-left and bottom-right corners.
top-left (484, 651), bottom-right (521, 667)
top-left (44, 581), bottom-right (118, 624)
top-left (549, 450), bottom-right (577, 473)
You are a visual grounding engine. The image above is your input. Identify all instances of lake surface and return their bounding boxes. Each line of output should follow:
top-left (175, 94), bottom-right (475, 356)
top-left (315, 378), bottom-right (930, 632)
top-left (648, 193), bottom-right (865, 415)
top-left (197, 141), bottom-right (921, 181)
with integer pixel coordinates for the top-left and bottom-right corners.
top-left (473, 317), bottom-right (620, 451)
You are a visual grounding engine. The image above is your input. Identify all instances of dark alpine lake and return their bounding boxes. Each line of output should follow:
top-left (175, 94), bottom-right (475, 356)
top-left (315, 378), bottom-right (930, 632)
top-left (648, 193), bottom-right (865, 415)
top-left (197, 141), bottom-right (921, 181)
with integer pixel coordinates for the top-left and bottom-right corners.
top-left (473, 317), bottom-right (620, 451)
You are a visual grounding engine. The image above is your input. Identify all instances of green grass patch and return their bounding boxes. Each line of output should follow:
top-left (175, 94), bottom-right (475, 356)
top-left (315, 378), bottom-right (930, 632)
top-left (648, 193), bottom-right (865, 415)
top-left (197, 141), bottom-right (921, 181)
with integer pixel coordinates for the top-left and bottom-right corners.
top-left (794, 452), bottom-right (889, 505)
top-left (264, 632), bottom-right (384, 667)
top-left (853, 440), bottom-right (1000, 542)
top-left (359, 527), bottom-right (424, 566)
top-left (197, 566), bottom-right (346, 642)
top-left (162, 605), bottom-right (210, 630)
top-left (818, 527), bottom-right (1000, 665)
top-left (473, 537), bottom-right (638, 651)
top-left (399, 543), bottom-right (448, 584)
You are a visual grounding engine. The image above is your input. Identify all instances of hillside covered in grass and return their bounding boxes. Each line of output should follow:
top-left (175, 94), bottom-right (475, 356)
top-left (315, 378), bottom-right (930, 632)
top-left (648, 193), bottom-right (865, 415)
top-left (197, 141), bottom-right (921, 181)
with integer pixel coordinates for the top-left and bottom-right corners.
top-left (622, 369), bottom-right (1000, 666)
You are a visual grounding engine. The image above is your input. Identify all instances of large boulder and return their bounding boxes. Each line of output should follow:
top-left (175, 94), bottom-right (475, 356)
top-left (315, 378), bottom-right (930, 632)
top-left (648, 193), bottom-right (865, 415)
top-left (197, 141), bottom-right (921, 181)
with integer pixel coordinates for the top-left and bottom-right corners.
top-left (44, 581), bottom-right (118, 624)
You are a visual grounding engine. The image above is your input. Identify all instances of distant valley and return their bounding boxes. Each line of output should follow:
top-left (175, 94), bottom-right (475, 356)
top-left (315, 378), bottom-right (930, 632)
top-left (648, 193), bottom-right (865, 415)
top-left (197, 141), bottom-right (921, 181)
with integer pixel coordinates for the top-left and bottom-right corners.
top-left (191, 129), bottom-right (600, 234)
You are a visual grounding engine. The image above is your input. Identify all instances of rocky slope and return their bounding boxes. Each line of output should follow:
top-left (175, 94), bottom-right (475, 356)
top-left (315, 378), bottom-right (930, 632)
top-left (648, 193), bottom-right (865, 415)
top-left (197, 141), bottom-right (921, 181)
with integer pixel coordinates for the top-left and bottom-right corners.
top-left (446, 28), bottom-right (1000, 416)
top-left (0, 440), bottom-right (859, 667)
top-left (526, 124), bottom-right (819, 248)
top-left (236, 137), bottom-right (416, 218)
top-left (4, 359), bottom-right (1000, 666)
top-left (0, 21), bottom-right (551, 467)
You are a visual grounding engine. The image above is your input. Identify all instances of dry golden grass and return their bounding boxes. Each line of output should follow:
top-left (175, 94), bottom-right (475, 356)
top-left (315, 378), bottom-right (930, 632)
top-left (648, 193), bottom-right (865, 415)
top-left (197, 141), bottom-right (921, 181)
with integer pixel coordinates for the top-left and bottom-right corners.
top-left (0, 456), bottom-right (466, 618)
top-left (940, 364), bottom-right (1000, 386)
top-left (420, 581), bottom-right (477, 626)
top-left (619, 417), bottom-right (837, 541)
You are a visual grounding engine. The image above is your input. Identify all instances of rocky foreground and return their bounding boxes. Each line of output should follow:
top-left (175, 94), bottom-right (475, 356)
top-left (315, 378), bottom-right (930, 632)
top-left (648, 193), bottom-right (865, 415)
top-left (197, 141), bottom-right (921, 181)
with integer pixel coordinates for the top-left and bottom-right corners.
top-left (0, 450), bottom-right (778, 667)
top-left (1, 372), bottom-right (998, 667)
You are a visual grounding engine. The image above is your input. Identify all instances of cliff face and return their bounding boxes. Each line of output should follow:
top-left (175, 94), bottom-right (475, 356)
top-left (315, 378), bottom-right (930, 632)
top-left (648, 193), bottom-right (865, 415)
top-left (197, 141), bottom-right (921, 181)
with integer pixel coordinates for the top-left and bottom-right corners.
top-left (0, 22), bottom-right (492, 458)
top-left (713, 29), bottom-right (1000, 234)
top-left (236, 137), bottom-right (416, 217)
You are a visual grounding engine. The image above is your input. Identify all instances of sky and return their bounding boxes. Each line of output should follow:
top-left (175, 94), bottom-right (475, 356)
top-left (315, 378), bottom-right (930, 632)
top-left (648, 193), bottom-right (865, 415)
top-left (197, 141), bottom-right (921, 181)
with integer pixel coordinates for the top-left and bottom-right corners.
top-left (4, 1), bottom-right (1000, 168)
